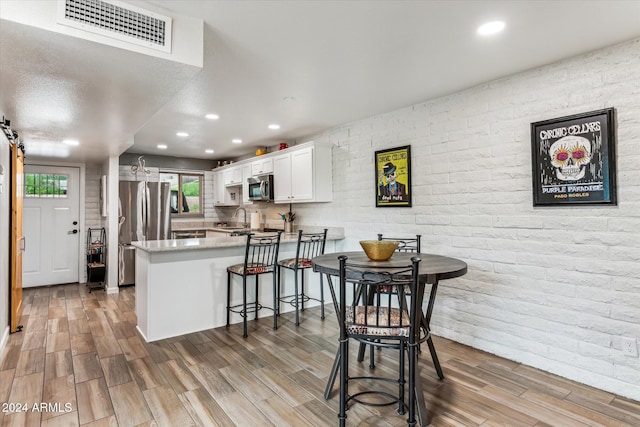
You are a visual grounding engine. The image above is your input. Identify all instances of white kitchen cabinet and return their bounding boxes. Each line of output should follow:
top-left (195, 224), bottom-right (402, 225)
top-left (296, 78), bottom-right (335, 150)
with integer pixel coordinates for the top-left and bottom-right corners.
top-left (273, 142), bottom-right (332, 204)
top-left (213, 170), bottom-right (240, 206)
top-left (273, 154), bottom-right (291, 203)
top-left (214, 170), bottom-right (224, 205)
top-left (242, 164), bottom-right (253, 205)
top-left (223, 166), bottom-right (243, 186)
top-left (251, 158), bottom-right (273, 176)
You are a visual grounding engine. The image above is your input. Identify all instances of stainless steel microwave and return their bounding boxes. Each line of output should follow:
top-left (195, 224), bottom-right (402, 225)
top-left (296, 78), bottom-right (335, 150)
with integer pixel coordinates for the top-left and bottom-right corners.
top-left (247, 175), bottom-right (274, 201)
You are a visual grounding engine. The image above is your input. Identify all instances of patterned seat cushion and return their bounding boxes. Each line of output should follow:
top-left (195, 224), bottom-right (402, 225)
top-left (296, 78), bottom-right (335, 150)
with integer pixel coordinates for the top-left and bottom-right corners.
top-left (345, 306), bottom-right (410, 337)
top-left (278, 258), bottom-right (313, 269)
top-left (228, 263), bottom-right (274, 275)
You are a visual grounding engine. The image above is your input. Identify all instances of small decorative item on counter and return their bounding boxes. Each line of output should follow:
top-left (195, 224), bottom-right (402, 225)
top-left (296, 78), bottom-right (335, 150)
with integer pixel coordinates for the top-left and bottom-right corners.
top-left (256, 147), bottom-right (267, 156)
top-left (279, 210), bottom-right (296, 233)
top-left (279, 142), bottom-right (289, 150)
top-left (279, 211), bottom-right (296, 222)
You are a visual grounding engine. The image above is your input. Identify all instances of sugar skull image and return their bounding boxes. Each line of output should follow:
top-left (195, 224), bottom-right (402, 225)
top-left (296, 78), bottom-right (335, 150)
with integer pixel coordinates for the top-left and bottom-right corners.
top-left (548, 135), bottom-right (592, 181)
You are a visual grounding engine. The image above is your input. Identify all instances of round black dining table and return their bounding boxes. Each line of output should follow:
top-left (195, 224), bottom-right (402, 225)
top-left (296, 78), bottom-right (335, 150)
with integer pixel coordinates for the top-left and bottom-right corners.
top-left (312, 251), bottom-right (467, 282)
top-left (312, 251), bottom-right (467, 426)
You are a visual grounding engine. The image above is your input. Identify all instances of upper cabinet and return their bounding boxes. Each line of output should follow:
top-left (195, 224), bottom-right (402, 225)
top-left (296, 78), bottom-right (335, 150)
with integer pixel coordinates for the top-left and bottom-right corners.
top-left (251, 158), bottom-right (273, 176)
top-left (273, 142), bottom-right (332, 204)
top-left (213, 170), bottom-right (240, 206)
top-left (223, 166), bottom-right (243, 186)
top-left (212, 140), bottom-right (332, 206)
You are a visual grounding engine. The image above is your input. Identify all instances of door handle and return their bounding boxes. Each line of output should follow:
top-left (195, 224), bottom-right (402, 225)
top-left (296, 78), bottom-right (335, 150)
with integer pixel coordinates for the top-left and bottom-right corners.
top-left (20, 236), bottom-right (25, 252)
top-left (68, 229), bottom-right (78, 234)
top-left (260, 180), bottom-right (266, 198)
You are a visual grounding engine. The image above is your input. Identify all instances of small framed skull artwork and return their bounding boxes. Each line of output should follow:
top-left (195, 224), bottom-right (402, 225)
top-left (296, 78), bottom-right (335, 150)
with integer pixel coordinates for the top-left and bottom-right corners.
top-left (530, 108), bottom-right (617, 206)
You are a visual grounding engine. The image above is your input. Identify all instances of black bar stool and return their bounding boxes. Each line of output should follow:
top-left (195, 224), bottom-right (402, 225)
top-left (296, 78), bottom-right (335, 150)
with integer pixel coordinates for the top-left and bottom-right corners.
top-left (226, 232), bottom-right (282, 338)
top-left (277, 229), bottom-right (328, 325)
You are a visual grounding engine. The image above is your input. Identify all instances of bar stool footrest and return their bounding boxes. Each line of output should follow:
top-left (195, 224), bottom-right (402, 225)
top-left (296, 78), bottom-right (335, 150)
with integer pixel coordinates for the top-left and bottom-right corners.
top-left (346, 379), bottom-right (408, 412)
top-left (278, 293), bottom-right (321, 309)
top-left (228, 302), bottom-right (275, 317)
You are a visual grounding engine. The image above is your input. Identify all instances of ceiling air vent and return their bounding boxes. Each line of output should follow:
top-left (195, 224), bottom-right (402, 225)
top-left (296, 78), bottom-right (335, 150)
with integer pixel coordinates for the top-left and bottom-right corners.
top-left (57, 0), bottom-right (172, 53)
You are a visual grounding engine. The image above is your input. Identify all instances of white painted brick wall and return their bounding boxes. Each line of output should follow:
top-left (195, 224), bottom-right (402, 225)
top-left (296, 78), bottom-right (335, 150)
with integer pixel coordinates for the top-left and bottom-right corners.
top-left (203, 171), bottom-right (215, 220)
top-left (296, 39), bottom-right (640, 400)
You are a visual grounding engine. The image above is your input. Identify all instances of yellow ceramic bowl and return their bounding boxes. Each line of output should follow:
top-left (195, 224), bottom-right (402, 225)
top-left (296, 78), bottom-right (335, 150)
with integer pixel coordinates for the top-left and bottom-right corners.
top-left (255, 148), bottom-right (267, 156)
top-left (359, 240), bottom-right (399, 261)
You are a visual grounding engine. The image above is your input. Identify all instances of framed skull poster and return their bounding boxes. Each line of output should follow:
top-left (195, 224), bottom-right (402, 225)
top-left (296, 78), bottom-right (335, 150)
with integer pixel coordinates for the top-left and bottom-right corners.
top-left (530, 108), bottom-right (617, 206)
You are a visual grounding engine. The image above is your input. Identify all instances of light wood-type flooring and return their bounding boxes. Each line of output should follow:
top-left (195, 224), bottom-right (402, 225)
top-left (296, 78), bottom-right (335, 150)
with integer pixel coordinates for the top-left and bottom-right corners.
top-left (1, 284), bottom-right (639, 426)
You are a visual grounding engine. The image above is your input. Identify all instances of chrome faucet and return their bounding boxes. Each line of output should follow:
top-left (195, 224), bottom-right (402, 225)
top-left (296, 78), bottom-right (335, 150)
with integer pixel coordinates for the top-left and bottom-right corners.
top-left (234, 207), bottom-right (248, 228)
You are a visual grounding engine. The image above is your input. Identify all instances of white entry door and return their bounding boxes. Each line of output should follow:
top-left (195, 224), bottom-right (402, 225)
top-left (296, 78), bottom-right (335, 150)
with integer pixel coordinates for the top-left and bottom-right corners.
top-left (23, 165), bottom-right (80, 287)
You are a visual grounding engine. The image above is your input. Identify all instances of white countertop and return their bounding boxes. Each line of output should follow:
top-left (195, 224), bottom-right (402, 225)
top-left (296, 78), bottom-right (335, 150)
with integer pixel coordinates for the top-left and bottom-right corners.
top-left (131, 230), bottom-right (344, 253)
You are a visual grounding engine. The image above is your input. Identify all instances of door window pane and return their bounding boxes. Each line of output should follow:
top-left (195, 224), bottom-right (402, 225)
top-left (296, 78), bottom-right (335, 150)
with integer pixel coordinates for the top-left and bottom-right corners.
top-left (25, 173), bottom-right (68, 198)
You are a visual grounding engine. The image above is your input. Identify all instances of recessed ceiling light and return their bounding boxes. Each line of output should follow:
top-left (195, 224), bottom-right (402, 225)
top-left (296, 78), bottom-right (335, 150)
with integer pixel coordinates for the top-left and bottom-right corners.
top-left (176, 132), bottom-right (189, 137)
top-left (205, 149), bottom-right (214, 154)
top-left (157, 144), bottom-right (167, 149)
top-left (232, 139), bottom-right (242, 144)
top-left (477, 21), bottom-right (505, 36)
top-left (268, 124), bottom-right (280, 130)
top-left (62, 139), bottom-right (79, 146)
top-left (205, 114), bottom-right (219, 120)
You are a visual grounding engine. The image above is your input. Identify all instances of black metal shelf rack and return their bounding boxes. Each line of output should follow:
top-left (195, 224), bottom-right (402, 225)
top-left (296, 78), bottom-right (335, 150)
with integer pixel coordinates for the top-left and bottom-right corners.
top-left (86, 227), bottom-right (106, 292)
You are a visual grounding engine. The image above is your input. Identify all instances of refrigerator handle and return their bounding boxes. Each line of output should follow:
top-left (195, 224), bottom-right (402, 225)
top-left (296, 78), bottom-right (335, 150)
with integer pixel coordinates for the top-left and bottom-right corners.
top-left (140, 183), bottom-right (145, 240)
top-left (143, 182), bottom-right (149, 240)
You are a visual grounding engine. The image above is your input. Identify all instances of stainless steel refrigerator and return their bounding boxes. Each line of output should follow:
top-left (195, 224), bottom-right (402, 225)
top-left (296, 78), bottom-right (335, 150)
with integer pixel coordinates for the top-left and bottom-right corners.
top-left (118, 181), bottom-right (171, 286)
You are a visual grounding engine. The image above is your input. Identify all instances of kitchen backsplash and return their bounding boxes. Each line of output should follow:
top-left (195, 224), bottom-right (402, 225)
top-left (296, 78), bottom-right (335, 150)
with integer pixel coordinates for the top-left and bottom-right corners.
top-left (173, 203), bottom-right (295, 230)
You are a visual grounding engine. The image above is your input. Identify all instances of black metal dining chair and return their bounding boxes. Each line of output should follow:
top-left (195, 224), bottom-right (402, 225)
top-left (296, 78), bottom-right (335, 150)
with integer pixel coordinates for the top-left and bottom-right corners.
top-left (226, 232), bottom-right (282, 338)
top-left (359, 234), bottom-right (422, 368)
top-left (370, 233), bottom-right (445, 381)
top-left (337, 254), bottom-right (424, 426)
top-left (378, 233), bottom-right (421, 253)
top-left (277, 229), bottom-right (328, 325)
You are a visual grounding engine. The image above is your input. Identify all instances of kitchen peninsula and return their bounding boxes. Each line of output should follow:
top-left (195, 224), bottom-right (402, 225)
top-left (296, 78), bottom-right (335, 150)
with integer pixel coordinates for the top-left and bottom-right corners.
top-left (131, 229), bottom-right (343, 342)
